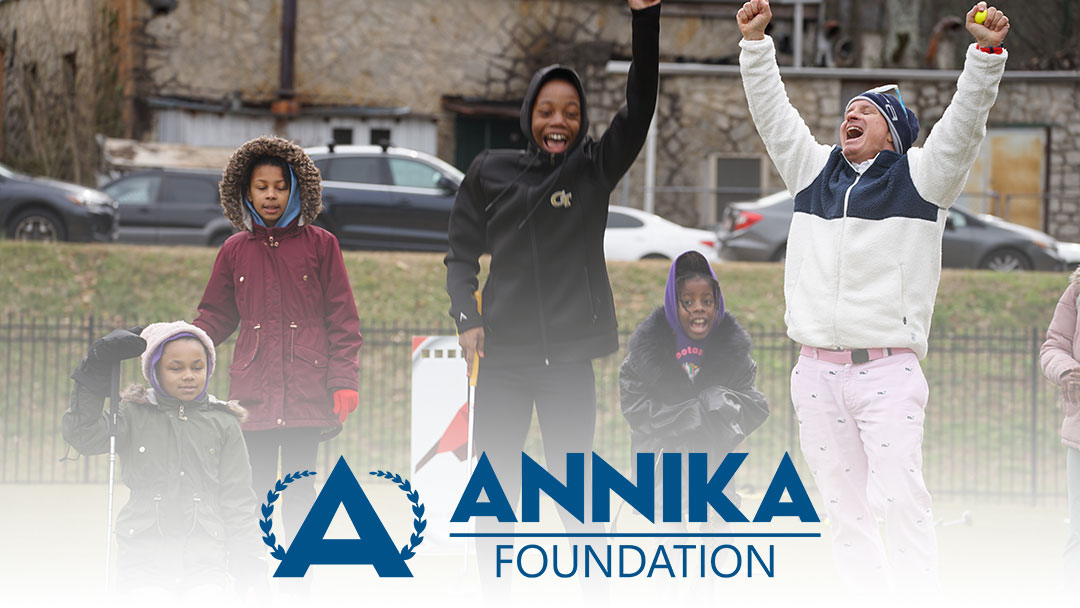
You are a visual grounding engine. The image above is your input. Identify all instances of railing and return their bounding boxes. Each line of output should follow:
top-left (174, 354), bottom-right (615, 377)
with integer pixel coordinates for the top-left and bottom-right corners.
top-left (0, 316), bottom-right (1068, 505)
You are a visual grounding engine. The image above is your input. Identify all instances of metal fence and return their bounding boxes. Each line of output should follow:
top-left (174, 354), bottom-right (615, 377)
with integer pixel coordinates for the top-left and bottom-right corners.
top-left (0, 315), bottom-right (1068, 505)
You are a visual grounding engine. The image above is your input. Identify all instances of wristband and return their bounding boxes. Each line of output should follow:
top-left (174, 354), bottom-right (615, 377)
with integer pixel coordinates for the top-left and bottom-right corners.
top-left (977, 45), bottom-right (1004, 54)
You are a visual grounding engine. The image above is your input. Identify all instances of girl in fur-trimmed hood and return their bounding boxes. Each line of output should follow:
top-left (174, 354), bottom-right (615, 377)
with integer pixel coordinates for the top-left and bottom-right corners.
top-left (193, 135), bottom-right (363, 554)
top-left (62, 322), bottom-right (265, 596)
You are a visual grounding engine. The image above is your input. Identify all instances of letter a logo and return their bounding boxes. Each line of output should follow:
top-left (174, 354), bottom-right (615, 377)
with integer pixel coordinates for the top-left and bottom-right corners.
top-left (550, 190), bottom-right (572, 208)
top-left (275, 456), bottom-right (412, 577)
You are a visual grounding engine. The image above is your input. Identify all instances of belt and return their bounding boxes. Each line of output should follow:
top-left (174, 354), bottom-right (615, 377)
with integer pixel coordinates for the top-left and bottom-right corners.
top-left (800, 345), bottom-right (915, 365)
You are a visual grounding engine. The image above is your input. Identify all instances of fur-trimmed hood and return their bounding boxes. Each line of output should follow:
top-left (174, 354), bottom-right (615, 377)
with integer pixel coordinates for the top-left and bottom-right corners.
top-left (625, 307), bottom-right (753, 389)
top-left (219, 136), bottom-right (322, 231)
top-left (120, 383), bottom-right (248, 421)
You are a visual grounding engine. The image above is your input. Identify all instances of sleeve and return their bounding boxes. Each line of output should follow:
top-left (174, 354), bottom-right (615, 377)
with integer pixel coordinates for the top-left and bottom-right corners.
top-left (444, 153), bottom-right (488, 333)
top-left (193, 242), bottom-right (241, 346)
top-left (908, 44), bottom-right (1007, 208)
top-left (1041, 284), bottom-right (1080, 384)
top-left (593, 3), bottom-right (661, 187)
top-left (319, 235), bottom-right (363, 392)
top-left (218, 419), bottom-right (268, 589)
top-left (697, 356), bottom-right (770, 445)
top-left (61, 384), bottom-right (129, 455)
top-left (738, 36), bottom-right (834, 195)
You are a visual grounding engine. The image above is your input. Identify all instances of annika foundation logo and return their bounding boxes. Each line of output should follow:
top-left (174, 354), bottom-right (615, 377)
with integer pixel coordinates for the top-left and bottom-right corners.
top-left (262, 452), bottom-right (819, 580)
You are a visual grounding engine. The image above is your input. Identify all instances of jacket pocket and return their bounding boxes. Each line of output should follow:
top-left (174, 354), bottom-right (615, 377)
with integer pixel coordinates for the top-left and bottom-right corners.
top-left (293, 344), bottom-right (328, 369)
top-left (230, 323), bottom-right (261, 371)
top-left (898, 264), bottom-right (908, 326)
top-left (583, 265), bottom-right (598, 323)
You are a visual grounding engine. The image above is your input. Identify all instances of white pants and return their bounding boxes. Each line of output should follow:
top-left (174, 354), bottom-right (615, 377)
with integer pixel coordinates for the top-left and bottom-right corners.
top-left (791, 351), bottom-right (939, 597)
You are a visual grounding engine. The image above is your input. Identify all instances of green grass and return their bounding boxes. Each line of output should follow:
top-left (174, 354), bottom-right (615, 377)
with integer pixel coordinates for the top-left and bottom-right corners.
top-left (0, 241), bottom-right (1070, 330)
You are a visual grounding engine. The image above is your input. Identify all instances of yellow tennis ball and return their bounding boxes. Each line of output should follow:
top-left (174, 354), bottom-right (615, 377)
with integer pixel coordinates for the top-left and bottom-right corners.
top-left (974, 10), bottom-right (987, 24)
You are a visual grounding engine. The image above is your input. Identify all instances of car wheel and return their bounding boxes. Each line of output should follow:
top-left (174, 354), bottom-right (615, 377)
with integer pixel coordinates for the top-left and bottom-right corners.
top-left (979, 248), bottom-right (1032, 272)
top-left (9, 209), bottom-right (65, 242)
top-left (641, 253), bottom-right (669, 261)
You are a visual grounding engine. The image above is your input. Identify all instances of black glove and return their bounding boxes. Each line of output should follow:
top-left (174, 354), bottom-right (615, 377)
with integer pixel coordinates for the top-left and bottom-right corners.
top-left (71, 327), bottom-right (147, 397)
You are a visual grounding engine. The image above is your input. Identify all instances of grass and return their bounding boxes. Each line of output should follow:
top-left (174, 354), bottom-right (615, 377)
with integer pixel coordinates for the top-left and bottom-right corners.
top-left (0, 241), bottom-right (1071, 331)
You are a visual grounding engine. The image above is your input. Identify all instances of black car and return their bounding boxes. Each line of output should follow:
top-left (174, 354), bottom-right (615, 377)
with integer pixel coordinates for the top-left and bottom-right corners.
top-left (102, 169), bottom-right (234, 246)
top-left (0, 161), bottom-right (117, 242)
top-left (305, 145), bottom-right (463, 251)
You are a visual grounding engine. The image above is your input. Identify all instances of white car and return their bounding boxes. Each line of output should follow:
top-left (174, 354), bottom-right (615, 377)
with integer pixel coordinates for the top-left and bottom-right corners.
top-left (1057, 241), bottom-right (1080, 271)
top-left (604, 205), bottom-right (720, 262)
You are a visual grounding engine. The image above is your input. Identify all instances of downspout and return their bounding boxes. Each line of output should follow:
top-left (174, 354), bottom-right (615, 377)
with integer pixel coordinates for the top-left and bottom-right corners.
top-left (271, 0), bottom-right (299, 134)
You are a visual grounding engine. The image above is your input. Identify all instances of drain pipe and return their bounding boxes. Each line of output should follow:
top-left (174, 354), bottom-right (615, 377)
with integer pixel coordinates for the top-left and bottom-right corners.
top-left (271, 0), bottom-right (300, 132)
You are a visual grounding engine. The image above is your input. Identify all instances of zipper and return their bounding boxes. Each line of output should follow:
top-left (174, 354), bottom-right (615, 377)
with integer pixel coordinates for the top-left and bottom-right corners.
top-left (528, 221), bottom-right (551, 365)
top-left (178, 404), bottom-right (187, 421)
top-left (583, 265), bottom-right (597, 323)
top-left (290, 322), bottom-right (298, 362)
top-left (899, 263), bottom-right (907, 325)
top-left (833, 171), bottom-right (863, 347)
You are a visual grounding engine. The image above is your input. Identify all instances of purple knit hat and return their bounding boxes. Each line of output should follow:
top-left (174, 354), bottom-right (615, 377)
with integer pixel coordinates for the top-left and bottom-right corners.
top-left (139, 321), bottom-right (216, 400)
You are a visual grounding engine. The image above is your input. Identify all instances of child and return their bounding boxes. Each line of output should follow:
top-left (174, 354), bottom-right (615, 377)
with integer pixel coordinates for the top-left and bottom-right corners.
top-left (62, 322), bottom-right (265, 597)
top-left (619, 251), bottom-right (769, 521)
top-left (193, 136), bottom-right (363, 548)
top-left (1040, 267), bottom-right (1080, 594)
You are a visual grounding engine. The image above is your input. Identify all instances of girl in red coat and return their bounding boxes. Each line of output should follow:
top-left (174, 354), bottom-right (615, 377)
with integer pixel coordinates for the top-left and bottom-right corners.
top-left (194, 136), bottom-right (362, 547)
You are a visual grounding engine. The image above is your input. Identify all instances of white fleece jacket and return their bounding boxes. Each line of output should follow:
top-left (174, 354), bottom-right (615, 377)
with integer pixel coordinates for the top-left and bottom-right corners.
top-left (739, 37), bottom-right (1007, 358)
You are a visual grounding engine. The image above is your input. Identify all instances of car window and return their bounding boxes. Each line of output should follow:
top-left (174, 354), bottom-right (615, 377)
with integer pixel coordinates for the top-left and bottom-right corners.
top-left (322, 157), bottom-right (389, 185)
top-left (607, 211), bottom-right (645, 229)
top-left (159, 175), bottom-right (219, 204)
top-left (105, 174), bottom-right (161, 206)
top-left (388, 158), bottom-right (443, 189)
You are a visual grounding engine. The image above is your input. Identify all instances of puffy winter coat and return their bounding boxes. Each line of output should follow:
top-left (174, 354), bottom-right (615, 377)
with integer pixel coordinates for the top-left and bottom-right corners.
top-left (1040, 267), bottom-right (1080, 449)
top-left (620, 308), bottom-right (769, 458)
top-left (194, 137), bottom-right (362, 439)
top-left (61, 383), bottom-right (264, 582)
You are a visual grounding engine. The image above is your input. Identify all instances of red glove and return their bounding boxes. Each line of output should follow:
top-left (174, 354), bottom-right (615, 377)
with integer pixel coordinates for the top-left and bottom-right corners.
top-left (333, 390), bottom-right (359, 423)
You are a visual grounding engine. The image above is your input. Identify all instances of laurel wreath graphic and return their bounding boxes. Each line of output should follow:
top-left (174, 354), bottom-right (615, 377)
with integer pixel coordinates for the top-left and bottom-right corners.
top-left (260, 470), bottom-right (317, 560)
top-left (369, 470), bottom-right (426, 560)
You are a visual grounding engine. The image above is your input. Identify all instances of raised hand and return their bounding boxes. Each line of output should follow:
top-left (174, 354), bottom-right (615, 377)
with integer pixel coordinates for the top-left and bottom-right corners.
top-left (737, 0), bottom-right (772, 41)
top-left (966, 2), bottom-right (1009, 48)
top-left (627, 0), bottom-right (661, 9)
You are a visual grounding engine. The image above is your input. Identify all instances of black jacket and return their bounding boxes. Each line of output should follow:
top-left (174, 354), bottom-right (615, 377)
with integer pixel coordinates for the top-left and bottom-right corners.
top-left (620, 308), bottom-right (769, 457)
top-left (445, 4), bottom-right (660, 366)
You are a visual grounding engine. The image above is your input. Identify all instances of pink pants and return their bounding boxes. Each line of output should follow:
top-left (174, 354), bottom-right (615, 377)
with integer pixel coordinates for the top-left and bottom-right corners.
top-left (791, 350), bottom-right (939, 595)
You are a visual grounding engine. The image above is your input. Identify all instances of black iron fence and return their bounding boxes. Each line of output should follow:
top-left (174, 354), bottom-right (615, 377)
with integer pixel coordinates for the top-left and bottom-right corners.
top-left (0, 316), bottom-right (1068, 505)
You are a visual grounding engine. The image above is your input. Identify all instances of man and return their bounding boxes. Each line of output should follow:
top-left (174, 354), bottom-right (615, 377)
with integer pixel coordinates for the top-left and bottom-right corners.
top-left (736, 0), bottom-right (1009, 595)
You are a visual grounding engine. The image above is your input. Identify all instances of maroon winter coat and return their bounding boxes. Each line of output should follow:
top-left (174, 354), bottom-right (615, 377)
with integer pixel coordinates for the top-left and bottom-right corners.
top-left (194, 137), bottom-right (362, 440)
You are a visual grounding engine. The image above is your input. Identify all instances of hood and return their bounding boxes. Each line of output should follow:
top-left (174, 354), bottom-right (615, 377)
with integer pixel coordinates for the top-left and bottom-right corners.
top-left (664, 251), bottom-right (724, 337)
top-left (520, 64), bottom-right (589, 162)
top-left (220, 136), bottom-right (322, 231)
top-left (120, 383), bottom-right (248, 421)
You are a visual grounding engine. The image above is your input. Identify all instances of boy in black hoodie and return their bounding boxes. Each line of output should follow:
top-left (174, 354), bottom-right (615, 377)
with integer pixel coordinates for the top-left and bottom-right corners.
top-left (444, 0), bottom-right (661, 590)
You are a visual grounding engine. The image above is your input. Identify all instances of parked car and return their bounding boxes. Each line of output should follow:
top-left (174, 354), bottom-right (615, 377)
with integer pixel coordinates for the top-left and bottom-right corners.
top-left (604, 205), bottom-right (719, 262)
top-left (1057, 241), bottom-right (1080, 271)
top-left (304, 145), bottom-right (464, 252)
top-left (102, 168), bottom-right (233, 246)
top-left (718, 191), bottom-right (1065, 271)
top-left (0, 161), bottom-right (117, 242)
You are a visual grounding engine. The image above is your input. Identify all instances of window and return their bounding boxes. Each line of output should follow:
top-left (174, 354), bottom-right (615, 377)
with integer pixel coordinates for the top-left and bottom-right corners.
top-left (388, 158), bottom-right (442, 189)
top-left (707, 154), bottom-right (767, 224)
top-left (323, 157), bottom-right (388, 185)
top-left (105, 175), bottom-right (161, 206)
top-left (606, 211), bottom-right (644, 229)
top-left (370, 128), bottom-right (391, 147)
top-left (159, 175), bottom-right (219, 204)
top-left (332, 128), bottom-right (353, 145)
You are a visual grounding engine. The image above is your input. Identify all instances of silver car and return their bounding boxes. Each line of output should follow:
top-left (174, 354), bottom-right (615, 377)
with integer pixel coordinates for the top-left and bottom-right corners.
top-left (718, 191), bottom-right (1065, 272)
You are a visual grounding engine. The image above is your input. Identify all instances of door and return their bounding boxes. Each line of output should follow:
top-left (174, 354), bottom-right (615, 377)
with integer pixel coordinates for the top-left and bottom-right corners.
top-left (105, 174), bottom-right (161, 243)
top-left (386, 157), bottom-right (457, 251)
top-left (317, 156), bottom-right (394, 247)
top-left (155, 173), bottom-right (221, 245)
top-left (962, 127), bottom-right (1048, 230)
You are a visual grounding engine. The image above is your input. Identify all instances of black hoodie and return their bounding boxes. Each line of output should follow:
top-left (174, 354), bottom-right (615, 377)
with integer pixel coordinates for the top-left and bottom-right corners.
top-left (445, 4), bottom-right (660, 367)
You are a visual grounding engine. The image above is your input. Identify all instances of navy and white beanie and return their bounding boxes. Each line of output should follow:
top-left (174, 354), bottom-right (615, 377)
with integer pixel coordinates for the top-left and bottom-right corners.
top-left (846, 90), bottom-right (920, 154)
